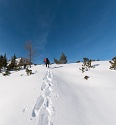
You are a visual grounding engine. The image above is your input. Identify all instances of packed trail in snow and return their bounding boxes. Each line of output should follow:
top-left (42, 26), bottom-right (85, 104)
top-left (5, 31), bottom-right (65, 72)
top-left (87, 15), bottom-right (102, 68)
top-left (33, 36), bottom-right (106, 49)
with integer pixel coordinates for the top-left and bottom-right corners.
top-left (27, 69), bottom-right (56, 125)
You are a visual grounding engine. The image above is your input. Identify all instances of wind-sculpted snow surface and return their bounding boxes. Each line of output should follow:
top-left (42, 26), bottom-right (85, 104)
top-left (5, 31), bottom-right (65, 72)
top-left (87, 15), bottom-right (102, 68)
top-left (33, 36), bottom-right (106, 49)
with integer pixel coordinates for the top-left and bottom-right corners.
top-left (31, 69), bottom-right (55, 125)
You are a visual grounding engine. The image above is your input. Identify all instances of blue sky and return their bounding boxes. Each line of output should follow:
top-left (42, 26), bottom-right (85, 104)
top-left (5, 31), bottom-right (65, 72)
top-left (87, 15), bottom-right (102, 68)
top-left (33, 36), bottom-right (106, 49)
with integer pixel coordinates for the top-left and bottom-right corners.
top-left (0, 0), bottom-right (116, 64)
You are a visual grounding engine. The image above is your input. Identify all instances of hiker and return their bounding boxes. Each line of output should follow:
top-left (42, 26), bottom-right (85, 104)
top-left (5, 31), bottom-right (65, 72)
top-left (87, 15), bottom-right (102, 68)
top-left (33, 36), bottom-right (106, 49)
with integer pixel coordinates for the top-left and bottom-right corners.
top-left (44, 58), bottom-right (50, 67)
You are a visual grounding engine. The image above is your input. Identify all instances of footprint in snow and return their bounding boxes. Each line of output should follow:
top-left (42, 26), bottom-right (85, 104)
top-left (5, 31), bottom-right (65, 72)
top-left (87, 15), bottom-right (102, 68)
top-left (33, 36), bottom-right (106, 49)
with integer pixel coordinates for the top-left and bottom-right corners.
top-left (22, 107), bottom-right (27, 113)
top-left (32, 95), bottom-right (44, 117)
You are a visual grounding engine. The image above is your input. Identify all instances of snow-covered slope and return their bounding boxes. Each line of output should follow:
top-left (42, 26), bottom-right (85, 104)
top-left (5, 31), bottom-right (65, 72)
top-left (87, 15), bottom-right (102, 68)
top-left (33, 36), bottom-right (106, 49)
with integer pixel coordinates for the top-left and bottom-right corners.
top-left (0, 61), bottom-right (116, 125)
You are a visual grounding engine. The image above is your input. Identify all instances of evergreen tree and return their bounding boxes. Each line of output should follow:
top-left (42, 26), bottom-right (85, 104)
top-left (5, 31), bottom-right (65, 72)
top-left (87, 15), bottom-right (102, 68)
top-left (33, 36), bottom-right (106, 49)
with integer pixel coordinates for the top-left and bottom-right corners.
top-left (54, 52), bottom-right (68, 64)
top-left (11, 54), bottom-right (17, 69)
top-left (59, 52), bottom-right (67, 64)
top-left (0, 55), bottom-right (3, 72)
top-left (2, 53), bottom-right (7, 67)
top-left (80, 57), bottom-right (93, 73)
top-left (0, 55), bottom-right (3, 66)
top-left (11, 54), bottom-right (17, 65)
top-left (109, 57), bottom-right (116, 70)
top-left (83, 57), bottom-right (92, 68)
top-left (54, 58), bottom-right (59, 64)
top-left (7, 54), bottom-right (17, 71)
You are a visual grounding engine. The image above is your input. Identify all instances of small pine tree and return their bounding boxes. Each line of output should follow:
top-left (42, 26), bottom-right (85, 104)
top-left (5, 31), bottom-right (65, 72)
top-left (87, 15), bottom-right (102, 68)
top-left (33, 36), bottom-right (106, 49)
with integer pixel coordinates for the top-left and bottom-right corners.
top-left (7, 54), bottom-right (17, 71)
top-left (54, 58), bottom-right (59, 64)
top-left (0, 55), bottom-right (3, 72)
top-left (2, 53), bottom-right (7, 67)
top-left (54, 52), bottom-right (67, 64)
top-left (109, 57), bottom-right (116, 70)
top-left (80, 57), bottom-right (93, 73)
top-left (0, 54), bottom-right (7, 72)
top-left (11, 54), bottom-right (17, 68)
top-left (59, 52), bottom-right (67, 64)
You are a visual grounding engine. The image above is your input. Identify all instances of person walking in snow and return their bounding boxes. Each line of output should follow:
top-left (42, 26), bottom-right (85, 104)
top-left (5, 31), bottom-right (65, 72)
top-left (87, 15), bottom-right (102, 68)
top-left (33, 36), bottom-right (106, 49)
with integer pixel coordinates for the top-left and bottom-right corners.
top-left (44, 58), bottom-right (50, 68)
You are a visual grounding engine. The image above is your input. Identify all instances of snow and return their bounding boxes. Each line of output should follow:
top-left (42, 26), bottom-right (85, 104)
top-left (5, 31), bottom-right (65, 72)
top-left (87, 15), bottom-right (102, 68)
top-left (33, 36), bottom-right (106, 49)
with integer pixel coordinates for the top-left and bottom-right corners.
top-left (0, 61), bottom-right (116, 125)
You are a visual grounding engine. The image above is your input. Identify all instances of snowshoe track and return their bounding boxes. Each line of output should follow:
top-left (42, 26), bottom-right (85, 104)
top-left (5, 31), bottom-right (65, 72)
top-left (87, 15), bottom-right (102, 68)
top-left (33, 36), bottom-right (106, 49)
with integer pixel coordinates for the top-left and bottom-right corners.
top-left (32, 69), bottom-right (55, 125)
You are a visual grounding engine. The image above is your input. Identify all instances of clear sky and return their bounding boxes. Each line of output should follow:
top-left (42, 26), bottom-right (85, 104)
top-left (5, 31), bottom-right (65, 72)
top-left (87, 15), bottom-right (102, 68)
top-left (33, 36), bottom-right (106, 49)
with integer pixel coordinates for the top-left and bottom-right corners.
top-left (0, 0), bottom-right (116, 64)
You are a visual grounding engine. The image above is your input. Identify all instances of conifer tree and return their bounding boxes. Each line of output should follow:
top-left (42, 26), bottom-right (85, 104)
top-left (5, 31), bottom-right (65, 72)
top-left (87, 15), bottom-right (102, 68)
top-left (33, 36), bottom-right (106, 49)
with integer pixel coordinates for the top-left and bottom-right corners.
top-left (7, 54), bottom-right (17, 71)
top-left (0, 55), bottom-right (3, 72)
top-left (0, 54), bottom-right (7, 72)
top-left (109, 57), bottom-right (116, 70)
top-left (54, 58), bottom-right (59, 64)
top-left (2, 53), bottom-right (7, 67)
top-left (11, 54), bottom-right (17, 64)
top-left (80, 57), bottom-right (93, 73)
top-left (59, 52), bottom-right (67, 64)
top-left (54, 52), bottom-right (68, 64)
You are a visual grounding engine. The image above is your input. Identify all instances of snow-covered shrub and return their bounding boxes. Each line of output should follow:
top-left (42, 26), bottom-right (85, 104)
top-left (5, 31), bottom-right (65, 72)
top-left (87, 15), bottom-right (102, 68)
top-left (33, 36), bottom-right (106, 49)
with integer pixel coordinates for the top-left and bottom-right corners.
top-left (109, 57), bottom-right (116, 70)
top-left (79, 67), bottom-right (85, 73)
top-left (2, 70), bottom-right (11, 76)
top-left (26, 68), bottom-right (32, 75)
top-left (79, 58), bottom-right (93, 73)
top-left (76, 61), bottom-right (80, 63)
